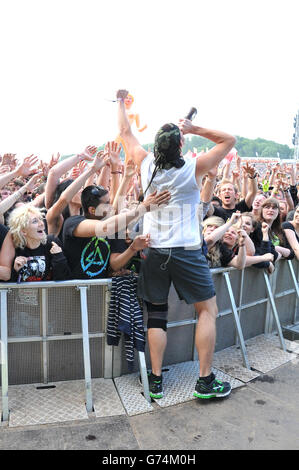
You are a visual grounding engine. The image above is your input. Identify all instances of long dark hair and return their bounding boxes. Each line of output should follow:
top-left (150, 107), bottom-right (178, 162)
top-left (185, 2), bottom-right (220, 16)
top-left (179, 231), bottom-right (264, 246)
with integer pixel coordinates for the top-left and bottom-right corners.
top-left (259, 197), bottom-right (284, 244)
top-left (53, 179), bottom-right (74, 220)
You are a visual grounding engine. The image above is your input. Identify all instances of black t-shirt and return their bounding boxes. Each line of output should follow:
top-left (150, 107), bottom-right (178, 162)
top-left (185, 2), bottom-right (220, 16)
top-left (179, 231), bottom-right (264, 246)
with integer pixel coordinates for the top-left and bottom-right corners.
top-left (212, 199), bottom-right (251, 222)
top-left (62, 215), bottom-right (126, 279)
top-left (205, 241), bottom-right (235, 268)
top-left (11, 234), bottom-right (71, 282)
top-left (282, 221), bottom-right (299, 243)
top-left (0, 224), bottom-right (9, 250)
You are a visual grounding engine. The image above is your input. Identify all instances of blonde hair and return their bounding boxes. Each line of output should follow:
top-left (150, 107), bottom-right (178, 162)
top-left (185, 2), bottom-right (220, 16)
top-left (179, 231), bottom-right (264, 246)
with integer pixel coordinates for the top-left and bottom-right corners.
top-left (8, 204), bottom-right (47, 249)
top-left (202, 216), bottom-right (225, 233)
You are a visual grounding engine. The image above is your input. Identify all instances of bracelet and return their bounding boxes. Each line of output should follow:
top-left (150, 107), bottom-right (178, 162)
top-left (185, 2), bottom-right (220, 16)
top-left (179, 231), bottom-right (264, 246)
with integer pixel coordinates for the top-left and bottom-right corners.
top-left (283, 188), bottom-right (289, 193)
top-left (248, 173), bottom-right (257, 179)
top-left (111, 171), bottom-right (122, 174)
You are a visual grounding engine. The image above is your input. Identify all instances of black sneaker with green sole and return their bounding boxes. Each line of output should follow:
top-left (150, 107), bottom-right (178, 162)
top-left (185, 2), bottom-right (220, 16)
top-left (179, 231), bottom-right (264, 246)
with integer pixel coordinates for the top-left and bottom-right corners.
top-left (148, 372), bottom-right (163, 399)
top-left (139, 371), bottom-right (164, 399)
top-left (194, 373), bottom-right (231, 399)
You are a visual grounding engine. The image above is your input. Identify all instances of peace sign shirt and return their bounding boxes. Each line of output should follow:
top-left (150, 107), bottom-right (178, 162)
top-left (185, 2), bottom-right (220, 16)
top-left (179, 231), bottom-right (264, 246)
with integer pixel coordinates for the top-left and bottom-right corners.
top-left (62, 215), bottom-right (126, 280)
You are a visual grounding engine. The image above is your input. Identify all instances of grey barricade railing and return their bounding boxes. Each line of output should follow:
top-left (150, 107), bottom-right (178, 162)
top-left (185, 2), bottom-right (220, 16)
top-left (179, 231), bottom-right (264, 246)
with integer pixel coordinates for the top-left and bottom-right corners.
top-left (0, 259), bottom-right (298, 422)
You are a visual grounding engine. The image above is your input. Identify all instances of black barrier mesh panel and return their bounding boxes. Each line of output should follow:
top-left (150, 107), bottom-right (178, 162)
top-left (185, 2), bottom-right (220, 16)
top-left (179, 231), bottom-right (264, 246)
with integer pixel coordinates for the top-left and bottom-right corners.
top-left (7, 342), bottom-right (42, 385)
top-left (48, 338), bottom-right (103, 382)
top-left (87, 285), bottom-right (105, 333)
top-left (7, 288), bottom-right (41, 337)
top-left (47, 287), bottom-right (81, 335)
top-left (47, 286), bottom-right (104, 335)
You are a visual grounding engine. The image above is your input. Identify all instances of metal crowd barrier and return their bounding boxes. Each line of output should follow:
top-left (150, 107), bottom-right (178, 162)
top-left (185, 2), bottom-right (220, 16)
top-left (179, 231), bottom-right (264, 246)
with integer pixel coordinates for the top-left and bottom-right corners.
top-left (0, 259), bottom-right (298, 422)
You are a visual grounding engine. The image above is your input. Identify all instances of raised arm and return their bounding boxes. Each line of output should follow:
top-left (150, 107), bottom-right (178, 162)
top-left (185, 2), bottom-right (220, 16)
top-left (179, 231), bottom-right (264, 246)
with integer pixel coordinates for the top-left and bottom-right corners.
top-left (73, 190), bottom-right (171, 238)
top-left (0, 231), bottom-right (15, 281)
top-left (228, 230), bottom-right (247, 270)
top-left (117, 89), bottom-right (148, 168)
top-left (44, 146), bottom-right (97, 209)
top-left (46, 151), bottom-right (109, 235)
top-left (178, 119), bottom-right (236, 178)
top-left (0, 173), bottom-right (42, 219)
top-left (0, 155), bottom-right (38, 191)
top-left (204, 211), bottom-right (242, 248)
top-left (242, 162), bottom-right (258, 208)
top-left (283, 228), bottom-right (299, 261)
top-left (106, 141), bottom-right (123, 204)
top-left (112, 160), bottom-right (136, 213)
top-left (200, 164), bottom-right (218, 203)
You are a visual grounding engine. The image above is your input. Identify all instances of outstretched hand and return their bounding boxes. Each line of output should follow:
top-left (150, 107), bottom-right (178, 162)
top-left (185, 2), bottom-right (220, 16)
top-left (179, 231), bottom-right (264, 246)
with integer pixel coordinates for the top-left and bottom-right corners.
top-left (91, 150), bottom-right (110, 172)
top-left (105, 141), bottom-right (122, 169)
top-left (16, 155), bottom-right (39, 177)
top-left (116, 89), bottom-right (129, 101)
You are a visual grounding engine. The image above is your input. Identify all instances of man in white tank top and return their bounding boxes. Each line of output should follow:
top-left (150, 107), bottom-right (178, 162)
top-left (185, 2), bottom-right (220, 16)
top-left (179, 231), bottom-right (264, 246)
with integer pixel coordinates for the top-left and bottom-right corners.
top-left (116, 89), bottom-right (236, 400)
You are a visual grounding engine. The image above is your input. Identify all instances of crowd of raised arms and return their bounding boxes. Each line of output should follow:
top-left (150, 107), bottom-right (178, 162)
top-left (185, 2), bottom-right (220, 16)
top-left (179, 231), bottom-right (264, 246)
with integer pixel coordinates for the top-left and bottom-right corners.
top-left (0, 122), bottom-right (298, 285)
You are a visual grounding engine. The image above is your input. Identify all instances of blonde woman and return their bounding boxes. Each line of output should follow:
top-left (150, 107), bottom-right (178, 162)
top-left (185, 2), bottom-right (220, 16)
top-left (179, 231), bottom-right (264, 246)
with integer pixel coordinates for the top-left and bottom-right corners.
top-left (8, 204), bottom-right (71, 282)
top-left (202, 212), bottom-right (247, 269)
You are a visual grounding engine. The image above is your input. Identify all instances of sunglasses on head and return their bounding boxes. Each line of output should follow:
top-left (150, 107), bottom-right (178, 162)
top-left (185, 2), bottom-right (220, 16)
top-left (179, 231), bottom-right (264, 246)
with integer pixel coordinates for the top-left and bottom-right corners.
top-left (90, 185), bottom-right (106, 197)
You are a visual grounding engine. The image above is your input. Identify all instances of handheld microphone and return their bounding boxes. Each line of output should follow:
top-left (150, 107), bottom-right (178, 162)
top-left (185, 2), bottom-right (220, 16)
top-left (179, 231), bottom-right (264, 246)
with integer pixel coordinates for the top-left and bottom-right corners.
top-left (185, 107), bottom-right (197, 121)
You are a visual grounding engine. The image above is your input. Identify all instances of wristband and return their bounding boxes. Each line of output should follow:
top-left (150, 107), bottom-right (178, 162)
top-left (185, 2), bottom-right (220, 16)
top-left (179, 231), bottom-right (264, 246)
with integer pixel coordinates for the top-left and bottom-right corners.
top-left (248, 173), bottom-right (257, 179)
top-left (111, 171), bottom-right (122, 174)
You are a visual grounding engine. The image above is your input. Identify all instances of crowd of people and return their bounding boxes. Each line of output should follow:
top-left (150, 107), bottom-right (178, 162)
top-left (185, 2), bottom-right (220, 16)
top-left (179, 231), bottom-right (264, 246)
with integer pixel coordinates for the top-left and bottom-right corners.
top-left (0, 91), bottom-right (298, 400)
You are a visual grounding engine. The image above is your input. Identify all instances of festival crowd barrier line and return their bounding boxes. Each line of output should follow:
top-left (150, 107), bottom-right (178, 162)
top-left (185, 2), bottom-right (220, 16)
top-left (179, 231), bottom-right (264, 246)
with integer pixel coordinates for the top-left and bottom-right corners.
top-left (0, 259), bottom-right (298, 422)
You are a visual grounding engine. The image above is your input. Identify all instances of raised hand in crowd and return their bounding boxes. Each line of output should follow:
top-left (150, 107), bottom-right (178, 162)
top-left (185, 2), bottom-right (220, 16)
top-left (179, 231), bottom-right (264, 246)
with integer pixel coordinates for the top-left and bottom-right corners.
top-left (104, 141), bottom-right (123, 203)
top-left (0, 172), bottom-right (44, 223)
top-left (113, 159), bottom-right (136, 213)
top-left (16, 154), bottom-right (39, 178)
top-left (45, 145), bottom-right (98, 209)
top-left (261, 221), bottom-right (270, 241)
top-left (237, 228), bottom-right (247, 247)
top-left (48, 152), bottom-right (60, 169)
top-left (82, 145), bottom-right (98, 161)
top-left (242, 161), bottom-right (256, 179)
top-left (105, 141), bottom-right (122, 169)
top-left (46, 150), bottom-right (110, 236)
top-left (1, 153), bottom-right (18, 170)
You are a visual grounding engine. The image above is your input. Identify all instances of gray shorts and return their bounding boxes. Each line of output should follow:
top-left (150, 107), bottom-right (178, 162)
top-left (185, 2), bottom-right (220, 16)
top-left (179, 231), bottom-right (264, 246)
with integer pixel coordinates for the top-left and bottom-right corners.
top-left (137, 247), bottom-right (216, 304)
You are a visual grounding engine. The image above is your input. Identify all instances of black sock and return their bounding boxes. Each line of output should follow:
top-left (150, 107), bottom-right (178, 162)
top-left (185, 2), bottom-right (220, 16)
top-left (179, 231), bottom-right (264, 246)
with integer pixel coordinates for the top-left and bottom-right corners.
top-left (151, 372), bottom-right (162, 380)
top-left (199, 372), bottom-right (214, 384)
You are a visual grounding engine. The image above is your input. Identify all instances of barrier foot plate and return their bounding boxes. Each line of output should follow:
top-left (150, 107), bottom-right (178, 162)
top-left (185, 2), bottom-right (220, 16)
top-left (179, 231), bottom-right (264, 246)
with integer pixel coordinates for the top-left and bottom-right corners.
top-left (7, 380), bottom-right (89, 427)
top-left (114, 374), bottom-right (154, 416)
top-left (244, 334), bottom-right (298, 373)
top-left (92, 378), bottom-right (125, 418)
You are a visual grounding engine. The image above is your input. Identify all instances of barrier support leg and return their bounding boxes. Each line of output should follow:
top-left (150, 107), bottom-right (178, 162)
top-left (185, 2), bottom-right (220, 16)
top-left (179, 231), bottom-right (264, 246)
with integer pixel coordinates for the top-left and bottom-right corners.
top-left (138, 351), bottom-right (151, 403)
top-left (78, 286), bottom-right (93, 413)
top-left (263, 272), bottom-right (286, 351)
top-left (223, 272), bottom-right (250, 369)
top-left (287, 260), bottom-right (299, 325)
top-left (1, 290), bottom-right (9, 422)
